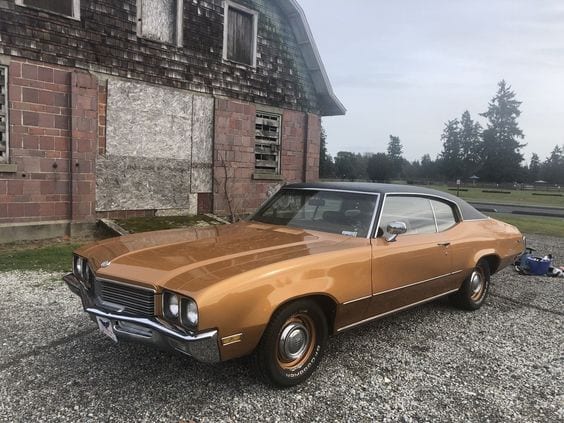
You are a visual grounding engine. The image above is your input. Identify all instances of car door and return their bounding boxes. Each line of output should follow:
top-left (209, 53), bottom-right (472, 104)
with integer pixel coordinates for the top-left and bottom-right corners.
top-left (367, 195), bottom-right (458, 318)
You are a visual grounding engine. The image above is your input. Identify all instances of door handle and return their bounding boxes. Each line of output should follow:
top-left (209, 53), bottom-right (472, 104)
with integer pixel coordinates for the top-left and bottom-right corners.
top-left (437, 242), bottom-right (451, 247)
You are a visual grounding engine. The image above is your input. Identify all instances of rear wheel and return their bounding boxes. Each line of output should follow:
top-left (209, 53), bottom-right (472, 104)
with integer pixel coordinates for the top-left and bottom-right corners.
top-left (254, 299), bottom-right (328, 388)
top-left (451, 259), bottom-right (490, 310)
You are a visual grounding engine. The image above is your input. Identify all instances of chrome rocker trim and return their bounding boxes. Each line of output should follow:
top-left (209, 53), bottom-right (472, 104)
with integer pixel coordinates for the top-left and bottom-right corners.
top-left (63, 273), bottom-right (220, 363)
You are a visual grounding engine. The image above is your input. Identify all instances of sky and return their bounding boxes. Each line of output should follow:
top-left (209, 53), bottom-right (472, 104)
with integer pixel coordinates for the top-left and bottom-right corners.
top-left (298, 0), bottom-right (564, 163)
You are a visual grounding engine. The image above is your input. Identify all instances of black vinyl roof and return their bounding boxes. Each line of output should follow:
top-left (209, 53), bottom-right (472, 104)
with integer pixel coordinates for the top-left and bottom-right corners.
top-left (283, 182), bottom-right (487, 221)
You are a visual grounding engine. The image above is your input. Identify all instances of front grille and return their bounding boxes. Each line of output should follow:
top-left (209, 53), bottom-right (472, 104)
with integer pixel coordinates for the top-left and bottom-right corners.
top-left (98, 279), bottom-right (155, 316)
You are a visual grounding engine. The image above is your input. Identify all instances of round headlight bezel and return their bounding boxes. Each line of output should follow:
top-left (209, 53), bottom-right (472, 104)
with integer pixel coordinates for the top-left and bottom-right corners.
top-left (181, 298), bottom-right (199, 327)
top-left (163, 292), bottom-right (180, 319)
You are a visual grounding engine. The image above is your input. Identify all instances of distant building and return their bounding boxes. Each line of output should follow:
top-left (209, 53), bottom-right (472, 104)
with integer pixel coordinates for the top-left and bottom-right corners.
top-left (0, 0), bottom-right (344, 242)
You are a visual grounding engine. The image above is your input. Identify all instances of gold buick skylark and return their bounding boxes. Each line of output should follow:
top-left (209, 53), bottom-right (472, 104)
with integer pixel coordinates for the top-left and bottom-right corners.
top-left (64, 183), bottom-right (524, 387)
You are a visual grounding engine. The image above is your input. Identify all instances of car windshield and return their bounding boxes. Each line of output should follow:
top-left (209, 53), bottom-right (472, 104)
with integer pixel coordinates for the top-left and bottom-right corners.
top-left (252, 189), bottom-right (378, 238)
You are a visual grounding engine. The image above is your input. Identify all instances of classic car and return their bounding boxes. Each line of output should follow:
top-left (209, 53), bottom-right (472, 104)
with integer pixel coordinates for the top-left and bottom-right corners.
top-left (64, 182), bottom-right (525, 387)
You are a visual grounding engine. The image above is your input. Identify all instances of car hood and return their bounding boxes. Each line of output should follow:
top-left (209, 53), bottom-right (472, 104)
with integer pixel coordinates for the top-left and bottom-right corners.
top-left (78, 221), bottom-right (361, 294)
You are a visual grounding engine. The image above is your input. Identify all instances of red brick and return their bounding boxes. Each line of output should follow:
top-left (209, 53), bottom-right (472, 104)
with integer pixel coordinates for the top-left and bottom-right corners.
top-left (54, 115), bottom-right (70, 130)
top-left (39, 136), bottom-right (55, 151)
top-left (0, 204), bottom-right (7, 218)
top-left (9, 61), bottom-right (22, 79)
top-left (7, 180), bottom-right (24, 196)
top-left (37, 67), bottom-right (54, 83)
top-left (38, 90), bottom-right (55, 105)
top-left (7, 203), bottom-right (25, 218)
top-left (9, 85), bottom-right (22, 103)
top-left (24, 203), bottom-right (40, 217)
top-left (22, 64), bottom-right (38, 80)
top-left (54, 93), bottom-right (69, 108)
top-left (39, 202), bottom-right (55, 217)
top-left (22, 111), bottom-right (39, 126)
top-left (37, 113), bottom-right (55, 128)
top-left (53, 70), bottom-right (70, 85)
top-left (22, 135), bottom-right (39, 149)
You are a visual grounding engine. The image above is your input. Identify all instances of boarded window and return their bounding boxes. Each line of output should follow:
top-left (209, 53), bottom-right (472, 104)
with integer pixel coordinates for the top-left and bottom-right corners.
top-left (0, 66), bottom-right (7, 162)
top-left (224, 3), bottom-right (257, 66)
top-left (255, 112), bottom-right (281, 174)
top-left (138, 0), bottom-right (183, 46)
top-left (18, 0), bottom-right (78, 18)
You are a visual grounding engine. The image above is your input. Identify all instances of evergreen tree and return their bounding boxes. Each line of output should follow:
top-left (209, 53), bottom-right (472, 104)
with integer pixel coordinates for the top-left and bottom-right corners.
top-left (319, 126), bottom-right (335, 179)
top-left (367, 153), bottom-right (393, 182)
top-left (387, 135), bottom-right (404, 178)
top-left (528, 153), bottom-right (541, 182)
top-left (540, 145), bottom-right (564, 184)
top-left (479, 80), bottom-right (526, 182)
top-left (459, 111), bottom-right (483, 177)
top-left (439, 119), bottom-right (462, 179)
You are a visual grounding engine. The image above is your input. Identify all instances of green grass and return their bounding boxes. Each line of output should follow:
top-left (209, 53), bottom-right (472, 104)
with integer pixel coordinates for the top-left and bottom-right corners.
top-left (0, 243), bottom-right (79, 273)
top-left (429, 185), bottom-right (564, 208)
top-left (487, 213), bottom-right (564, 238)
top-left (116, 215), bottom-right (222, 233)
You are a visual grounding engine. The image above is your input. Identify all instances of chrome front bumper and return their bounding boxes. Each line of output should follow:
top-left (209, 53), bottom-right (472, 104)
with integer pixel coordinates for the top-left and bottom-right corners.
top-left (63, 273), bottom-right (220, 363)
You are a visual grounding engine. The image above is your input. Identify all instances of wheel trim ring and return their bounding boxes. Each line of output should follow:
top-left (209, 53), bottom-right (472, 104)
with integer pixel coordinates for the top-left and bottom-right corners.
top-left (469, 268), bottom-right (485, 301)
top-left (276, 315), bottom-right (316, 371)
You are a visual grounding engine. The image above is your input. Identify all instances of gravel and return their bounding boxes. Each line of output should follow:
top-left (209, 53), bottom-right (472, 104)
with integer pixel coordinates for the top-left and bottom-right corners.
top-left (0, 234), bottom-right (562, 422)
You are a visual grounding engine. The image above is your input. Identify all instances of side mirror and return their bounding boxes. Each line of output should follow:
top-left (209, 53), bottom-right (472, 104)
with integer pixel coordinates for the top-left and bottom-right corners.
top-left (386, 221), bottom-right (407, 242)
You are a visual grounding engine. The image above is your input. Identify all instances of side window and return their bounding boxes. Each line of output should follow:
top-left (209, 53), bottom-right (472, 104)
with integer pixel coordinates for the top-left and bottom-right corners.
top-left (0, 65), bottom-right (7, 163)
top-left (16, 0), bottom-right (80, 19)
top-left (432, 200), bottom-right (458, 232)
top-left (137, 0), bottom-right (183, 46)
top-left (379, 196), bottom-right (436, 237)
top-left (223, 2), bottom-right (258, 67)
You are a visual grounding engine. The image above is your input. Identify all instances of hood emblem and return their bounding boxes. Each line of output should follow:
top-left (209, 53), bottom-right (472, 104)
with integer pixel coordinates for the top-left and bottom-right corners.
top-left (101, 260), bottom-right (111, 268)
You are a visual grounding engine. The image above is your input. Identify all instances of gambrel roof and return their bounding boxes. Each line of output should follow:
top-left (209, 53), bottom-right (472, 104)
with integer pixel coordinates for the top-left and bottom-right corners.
top-left (278, 0), bottom-right (346, 116)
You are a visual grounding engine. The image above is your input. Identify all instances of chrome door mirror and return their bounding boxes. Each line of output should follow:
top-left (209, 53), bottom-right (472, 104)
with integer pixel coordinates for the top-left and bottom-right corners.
top-left (386, 221), bottom-right (407, 242)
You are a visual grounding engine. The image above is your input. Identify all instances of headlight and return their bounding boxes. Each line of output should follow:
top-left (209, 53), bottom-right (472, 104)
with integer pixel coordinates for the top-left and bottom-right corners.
top-left (181, 298), bottom-right (199, 327)
top-left (163, 292), bottom-right (180, 319)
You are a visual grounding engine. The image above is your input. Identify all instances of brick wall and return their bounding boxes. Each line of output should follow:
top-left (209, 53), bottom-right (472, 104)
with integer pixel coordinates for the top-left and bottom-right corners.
top-left (0, 59), bottom-right (97, 226)
top-left (213, 98), bottom-right (321, 217)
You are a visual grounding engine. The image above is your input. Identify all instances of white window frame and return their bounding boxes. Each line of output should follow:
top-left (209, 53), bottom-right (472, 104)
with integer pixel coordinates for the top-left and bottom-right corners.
top-left (136, 0), bottom-right (184, 47)
top-left (223, 1), bottom-right (258, 67)
top-left (15, 0), bottom-right (81, 20)
top-left (0, 65), bottom-right (8, 164)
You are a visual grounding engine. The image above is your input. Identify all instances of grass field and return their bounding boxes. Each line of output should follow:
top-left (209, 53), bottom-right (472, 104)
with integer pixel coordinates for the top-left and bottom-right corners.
top-left (429, 185), bottom-right (564, 208)
top-left (486, 213), bottom-right (564, 238)
top-left (0, 243), bottom-right (79, 273)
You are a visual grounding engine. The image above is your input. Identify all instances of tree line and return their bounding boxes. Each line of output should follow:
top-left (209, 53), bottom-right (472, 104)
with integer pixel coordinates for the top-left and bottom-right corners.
top-left (320, 80), bottom-right (564, 185)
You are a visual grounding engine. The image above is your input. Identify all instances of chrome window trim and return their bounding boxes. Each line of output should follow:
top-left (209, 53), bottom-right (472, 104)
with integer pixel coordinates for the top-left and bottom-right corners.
top-left (429, 199), bottom-right (439, 233)
top-left (337, 288), bottom-right (459, 332)
top-left (374, 192), bottom-right (463, 239)
top-left (257, 188), bottom-right (380, 240)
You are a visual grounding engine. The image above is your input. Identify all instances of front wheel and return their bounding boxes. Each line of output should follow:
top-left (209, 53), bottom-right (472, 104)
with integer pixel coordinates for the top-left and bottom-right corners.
top-left (254, 299), bottom-right (328, 388)
top-left (451, 259), bottom-right (490, 310)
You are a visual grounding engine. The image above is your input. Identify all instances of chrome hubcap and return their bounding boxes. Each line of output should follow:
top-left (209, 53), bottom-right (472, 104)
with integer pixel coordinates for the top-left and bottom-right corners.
top-left (470, 270), bottom-right (483, 299)
top-left (279, 322), bottom-right (309, 361)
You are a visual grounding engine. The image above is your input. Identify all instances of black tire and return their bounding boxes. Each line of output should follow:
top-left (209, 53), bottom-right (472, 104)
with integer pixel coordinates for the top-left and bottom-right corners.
top-left (451, 259), bottom-right (491, 310)
top-left (254, 299), bottom-right (328, 388)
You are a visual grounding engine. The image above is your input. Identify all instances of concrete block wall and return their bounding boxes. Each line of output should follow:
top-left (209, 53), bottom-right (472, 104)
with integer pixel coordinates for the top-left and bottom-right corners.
top-left (213, 98), bottom-right (321, 217)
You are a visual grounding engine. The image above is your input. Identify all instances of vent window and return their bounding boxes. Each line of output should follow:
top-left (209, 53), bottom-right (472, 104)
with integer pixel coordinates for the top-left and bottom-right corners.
top-left (255, 112), bottom-right (281, 174)
top-left (0, 66), bottom-right (7, 163)
top-left (224, 2), bottom-right (258, 67)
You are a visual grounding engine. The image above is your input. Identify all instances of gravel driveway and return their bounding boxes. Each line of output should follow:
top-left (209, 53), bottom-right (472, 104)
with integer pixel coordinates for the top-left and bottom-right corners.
top-left (1, 234), bottom-right (562, 422)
